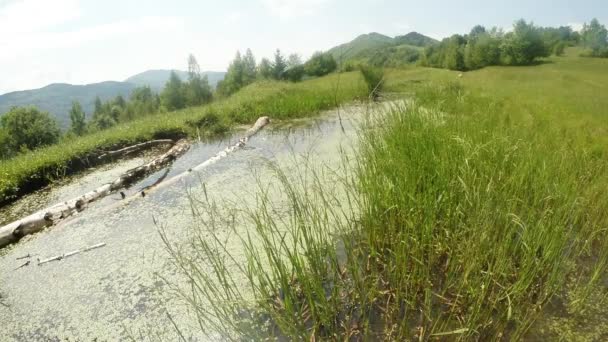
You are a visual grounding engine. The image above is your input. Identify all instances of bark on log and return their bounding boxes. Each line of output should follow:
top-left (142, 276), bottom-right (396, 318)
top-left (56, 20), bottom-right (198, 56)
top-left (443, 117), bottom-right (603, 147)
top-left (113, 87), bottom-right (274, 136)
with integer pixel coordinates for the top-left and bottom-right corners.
top-left (132, 116), bottom-right (270, 197)
top-left (0, 140), bottom-right (190, 248)
top-left (102, 116), bottom-right (271, 211)
top-left (97, 139), bottom-right (174, 160)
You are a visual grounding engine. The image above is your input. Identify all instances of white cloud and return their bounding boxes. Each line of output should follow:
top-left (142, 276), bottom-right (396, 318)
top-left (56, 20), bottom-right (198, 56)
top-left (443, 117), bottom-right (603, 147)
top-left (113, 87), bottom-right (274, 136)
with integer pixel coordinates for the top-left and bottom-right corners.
top-left (225, 11), bottom-right (243, 24)
top-left (0, 0), bottom-right (81, 35)
top-left (261, 0), bottom-right (331, 19)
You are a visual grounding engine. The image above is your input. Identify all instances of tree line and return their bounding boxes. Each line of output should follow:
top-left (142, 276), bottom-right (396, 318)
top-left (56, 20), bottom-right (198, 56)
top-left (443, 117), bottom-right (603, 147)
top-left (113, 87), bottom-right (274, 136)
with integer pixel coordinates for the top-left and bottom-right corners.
top-left (0, 50), bottom-right (339, 159)
top-left (216, 49), bottom-right (337, 96)
top-left (420, 18), bottom-right (608, 71)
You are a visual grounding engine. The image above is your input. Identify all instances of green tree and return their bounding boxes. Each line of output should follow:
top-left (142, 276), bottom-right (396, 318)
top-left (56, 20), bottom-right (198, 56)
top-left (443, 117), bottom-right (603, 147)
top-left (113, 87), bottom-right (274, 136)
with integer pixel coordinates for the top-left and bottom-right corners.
top-left (242, 49), bottom-right (257, 84)
top-left (128, 86), bottom-right (159, 118)
top-left (0, 127), bottom-right (11, 159)
top-left (69, 101), bottom-right (87, 136)
top-left (217, 51), bottom-right (245, 96)
top-left (581, 18), bottom-right (608, 57)
top-left (161, 71), bottom-right (187, 110)
top-left (257, 58), bottom-right (273, 79)
top-left (93, 96), bottom-right (103, 116)
top-left (0, 106), bottom-right (61, 153)
top-left (287, 53), bottom-right (303, 68)
top-left (283, 65), bottom-right (305, 82)
top-left (500, 20), bottom-right (548, 65)
top-left (304, 52), bottom-right (337, 76)
top-left (272, 49), bottom-right (287, 79)
top-left (113, 95), bottom-right (126, 109)
top-left (185, 54), bottom-right (213, 106)
top-left (443, 35), bottom-right (466, 70)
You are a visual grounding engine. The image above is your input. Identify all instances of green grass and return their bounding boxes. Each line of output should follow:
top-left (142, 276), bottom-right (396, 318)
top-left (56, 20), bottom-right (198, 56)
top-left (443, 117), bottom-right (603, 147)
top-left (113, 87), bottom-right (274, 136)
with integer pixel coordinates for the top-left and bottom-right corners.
top-left (165, 52), bottom-right (608, 340)
top-left (0, 72), bottom-right (367, 205)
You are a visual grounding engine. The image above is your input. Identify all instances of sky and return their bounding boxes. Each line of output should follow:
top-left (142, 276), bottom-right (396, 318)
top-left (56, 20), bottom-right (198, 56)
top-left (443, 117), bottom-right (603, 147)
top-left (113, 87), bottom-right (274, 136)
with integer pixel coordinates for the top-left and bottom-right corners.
top-left (0, 0), bottom-right (606, 94)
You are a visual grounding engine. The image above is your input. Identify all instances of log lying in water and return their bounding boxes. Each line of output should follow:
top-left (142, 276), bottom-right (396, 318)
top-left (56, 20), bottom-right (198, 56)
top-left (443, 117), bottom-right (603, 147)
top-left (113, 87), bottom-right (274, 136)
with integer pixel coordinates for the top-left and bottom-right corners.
top-left (105, 116), bottom-right (271, 210)
top-left (0, 140), bottom-right (191, 248)
top-left (135, 116), bottom-right (271, 197)
top-left (97, 139), bottom-right (174, 160)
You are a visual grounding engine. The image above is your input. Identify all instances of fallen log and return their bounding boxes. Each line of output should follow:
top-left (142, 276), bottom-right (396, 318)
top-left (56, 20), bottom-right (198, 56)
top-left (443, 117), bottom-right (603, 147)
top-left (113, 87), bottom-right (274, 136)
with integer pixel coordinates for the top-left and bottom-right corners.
top-left (0, 140), bottom-right (190, 248)
top-left (97, 139), bottom-right (175, 160)
top-left (126, 116), bottom-right (270, 199)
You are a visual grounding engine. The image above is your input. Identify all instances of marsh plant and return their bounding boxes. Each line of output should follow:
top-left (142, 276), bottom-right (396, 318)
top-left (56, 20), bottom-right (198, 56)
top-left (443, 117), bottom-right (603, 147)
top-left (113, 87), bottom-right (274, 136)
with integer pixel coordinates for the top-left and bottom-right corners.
top-left (164, 85), bottom-right (608, 340)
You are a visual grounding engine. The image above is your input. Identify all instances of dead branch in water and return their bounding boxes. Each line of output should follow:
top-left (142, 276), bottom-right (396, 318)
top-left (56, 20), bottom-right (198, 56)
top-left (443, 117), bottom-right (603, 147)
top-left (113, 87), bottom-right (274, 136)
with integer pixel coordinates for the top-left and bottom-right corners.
top-left (37, 242), bottom-right (106, 266)
top-left (97, 139), bottom-right (175, 160)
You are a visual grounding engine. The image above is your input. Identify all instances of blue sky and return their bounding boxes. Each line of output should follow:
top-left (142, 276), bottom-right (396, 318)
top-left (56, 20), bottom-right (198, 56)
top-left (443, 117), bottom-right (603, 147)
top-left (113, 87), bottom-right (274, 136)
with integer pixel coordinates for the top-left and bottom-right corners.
top-left (0, 0), bottom-right (606, 94)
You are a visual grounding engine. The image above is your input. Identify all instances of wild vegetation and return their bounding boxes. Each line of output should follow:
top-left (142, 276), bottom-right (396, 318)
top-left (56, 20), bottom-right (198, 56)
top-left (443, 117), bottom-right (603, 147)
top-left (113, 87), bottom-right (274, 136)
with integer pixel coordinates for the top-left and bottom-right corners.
top-left (164, 47), bottom-right (608, 340)
top-left (1, 15), bottom-right (607, 340)
top-left (0, 71), bottom-right (367, 205)
top-left (421, 18), bottom-right (608, 71)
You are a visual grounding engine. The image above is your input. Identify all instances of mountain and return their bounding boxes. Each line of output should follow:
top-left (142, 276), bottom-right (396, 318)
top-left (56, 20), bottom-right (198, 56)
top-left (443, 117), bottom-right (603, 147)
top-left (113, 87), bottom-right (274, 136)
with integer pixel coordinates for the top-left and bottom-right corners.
top-left (327, 31), bottom-right (438, 66)
top-left (126, 70), bottom-right (226, 93)
top-left (394, 32), bottom-right (438, 47)
top-left (0, 70), bottom-right (226, 129)
top-left (328, 32), bottom-right (396, 62)
top-left (0, 82), bottom-right (137, 129)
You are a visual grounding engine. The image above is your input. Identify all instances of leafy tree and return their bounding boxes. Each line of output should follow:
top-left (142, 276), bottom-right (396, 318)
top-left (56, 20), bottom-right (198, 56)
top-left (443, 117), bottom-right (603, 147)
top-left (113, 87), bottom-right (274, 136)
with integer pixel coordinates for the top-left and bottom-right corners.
top-left (272, 49), bottom-right (287, 79)
top-left (0, 106), bottom-right (61, 153)
top-left (161, 71), bottom-right (187, 110)
top-left (283, 65), bottom-right (305, 82)
top-left (0, 127), bottom-right (12, 159)
top-left (126, 86), bottom-right (160, 119)
top-left (443, 35), bottom-right (466, 70)
top-left (188, 53), bottom-right (201, 80)
top-left (92, 113), bottom-right (116, 130)
top-left (465, 32), bottom-right (501, 69)
top-left (113, 95), bottom-right (126, 109)
top-left (500, 20), bottom-right (548, 65)
top-left (287, 53), bottom-right (303, 68)
top-left (581, 18), bottom-right (608, 57)
top-left (257, 58), bottom-right (273, 79)
top-left (69, 101), bottom-right (87, 136)
top-left (242, 49), bottom-right (257, 84)
top-left (304, 52), bottom-right (337, 76)
top-left (553, 41), bottom-right (566, 56)
top-left (93, 96), bottom-right (103, 117)
top-left (470, 25), bottom-right (487, 37)
top-left (217, 51), bottom-right (245, 96)
top-left (185, 54), bottom-right (213, 106)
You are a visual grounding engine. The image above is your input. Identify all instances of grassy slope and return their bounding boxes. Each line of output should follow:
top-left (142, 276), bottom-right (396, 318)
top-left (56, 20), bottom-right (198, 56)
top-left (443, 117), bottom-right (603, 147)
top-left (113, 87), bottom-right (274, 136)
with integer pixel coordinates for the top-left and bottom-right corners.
top-left (173, 50), bottom-right (608, 340)
top-left (386, 47), bottom-right (607, 149)
top-left (0, 72), bottom-right (367, 205)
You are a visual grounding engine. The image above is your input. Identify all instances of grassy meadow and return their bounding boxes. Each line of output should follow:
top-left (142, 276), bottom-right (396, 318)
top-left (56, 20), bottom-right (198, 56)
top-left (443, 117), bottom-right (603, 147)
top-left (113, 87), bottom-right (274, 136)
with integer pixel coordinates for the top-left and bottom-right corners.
top-left (0, 72), bottom-right (367, 205)
top-left (166, 49), bottom-right (608, 340)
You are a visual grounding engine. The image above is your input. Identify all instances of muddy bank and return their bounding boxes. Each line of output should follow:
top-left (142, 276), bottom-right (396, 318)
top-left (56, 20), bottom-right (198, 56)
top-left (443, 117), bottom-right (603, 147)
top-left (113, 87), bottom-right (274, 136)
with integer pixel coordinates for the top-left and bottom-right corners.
top-left (0, 131), bottom-right (187, 208)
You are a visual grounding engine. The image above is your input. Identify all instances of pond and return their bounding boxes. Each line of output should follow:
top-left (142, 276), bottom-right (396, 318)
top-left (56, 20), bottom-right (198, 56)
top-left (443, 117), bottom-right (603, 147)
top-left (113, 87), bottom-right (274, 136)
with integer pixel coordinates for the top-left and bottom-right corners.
top-left (0, 105), bottom-right (368, 341)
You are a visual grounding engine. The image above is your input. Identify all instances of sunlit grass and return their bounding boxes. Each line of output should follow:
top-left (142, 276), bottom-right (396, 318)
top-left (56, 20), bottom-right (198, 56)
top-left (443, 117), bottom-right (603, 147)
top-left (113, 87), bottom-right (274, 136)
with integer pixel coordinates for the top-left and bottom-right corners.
top-left (0, 72), bottom-right (367, 204)
top-left (165, 53), bottom-right (608, 340)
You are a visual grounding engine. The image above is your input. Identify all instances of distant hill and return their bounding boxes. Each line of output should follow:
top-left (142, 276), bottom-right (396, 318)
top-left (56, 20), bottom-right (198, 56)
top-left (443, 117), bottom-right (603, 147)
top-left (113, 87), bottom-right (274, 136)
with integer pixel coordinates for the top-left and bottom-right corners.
top-left (0, 70), bottom-right (226, 129)
top-left (0, 82), bottom-right (136, 129)
top-left (126, 70), bottom-right (226, 93)
top-left (328, 32), bottom-right (396, 62)
top-left (327, 31), bottom-right (438, 66)
top-left (394, 32), bottom-right (438, 47)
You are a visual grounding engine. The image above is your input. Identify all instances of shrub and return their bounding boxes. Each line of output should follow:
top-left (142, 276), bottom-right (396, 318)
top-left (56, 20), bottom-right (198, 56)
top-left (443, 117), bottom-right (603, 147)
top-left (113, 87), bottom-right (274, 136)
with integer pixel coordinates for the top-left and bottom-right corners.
top-left (0, 106), bottom-right (61, 154)
top-left (304, 52), bottom-right (338, 77)
top-left (359, 65), bottom-right (384, 100)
